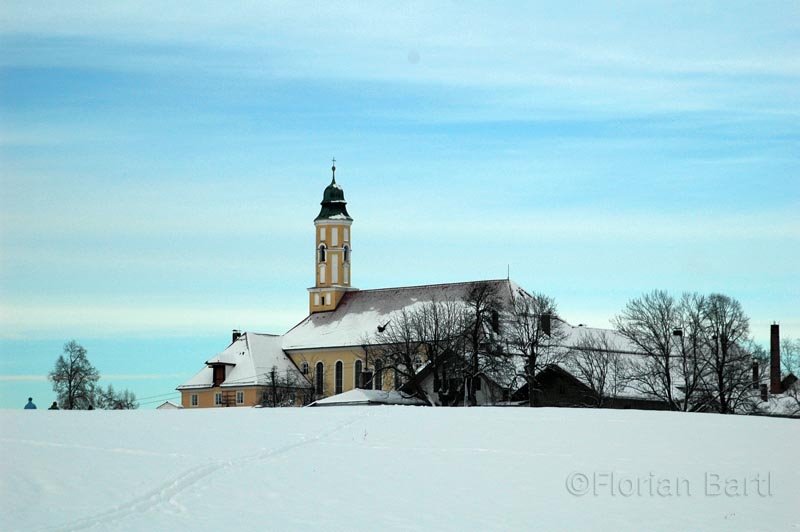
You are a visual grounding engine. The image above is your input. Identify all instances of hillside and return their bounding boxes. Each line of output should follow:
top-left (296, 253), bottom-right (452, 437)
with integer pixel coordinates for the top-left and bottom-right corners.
top-left (1, 407), bottom-right (797, 531)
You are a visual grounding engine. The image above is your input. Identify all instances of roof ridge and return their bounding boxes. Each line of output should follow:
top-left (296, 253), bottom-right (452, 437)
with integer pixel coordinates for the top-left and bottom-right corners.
top-left (354, 278), bottom-right (511, 294)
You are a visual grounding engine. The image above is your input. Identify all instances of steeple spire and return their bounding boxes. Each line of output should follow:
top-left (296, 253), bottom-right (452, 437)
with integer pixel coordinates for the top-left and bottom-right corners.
top-left (331, 157), bottom-right (336, 183)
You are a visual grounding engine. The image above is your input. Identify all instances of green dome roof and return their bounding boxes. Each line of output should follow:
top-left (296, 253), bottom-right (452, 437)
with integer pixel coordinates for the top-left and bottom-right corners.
top-left (315, 164), bottom-right (352, 221)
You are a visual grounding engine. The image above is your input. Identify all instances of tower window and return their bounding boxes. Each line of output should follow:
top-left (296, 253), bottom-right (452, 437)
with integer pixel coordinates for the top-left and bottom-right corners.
top-left (318, 245), bottom-right (327, 263)
top-left (315, 362), bottom-right (324, 395)
top-left (343, 245), bottom-right (350, 263)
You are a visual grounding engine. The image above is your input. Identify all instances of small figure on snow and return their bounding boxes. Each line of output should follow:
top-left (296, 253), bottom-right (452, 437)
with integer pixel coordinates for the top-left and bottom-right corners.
top-left (48, 401), bottom-right (59, 410)
top-left (24, 397), bottom-right (37, 409)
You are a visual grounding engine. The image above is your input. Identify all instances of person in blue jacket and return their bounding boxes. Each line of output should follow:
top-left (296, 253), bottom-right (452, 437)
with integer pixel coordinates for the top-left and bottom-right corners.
top-left (24, 397), bottom-right (37, 409)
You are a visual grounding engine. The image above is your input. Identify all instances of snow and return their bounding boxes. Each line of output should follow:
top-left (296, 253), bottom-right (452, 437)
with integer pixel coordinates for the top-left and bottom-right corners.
top-left (308, 389), bottom-right (427, 406)
top-left (2, 408), bottom-right (798, 531)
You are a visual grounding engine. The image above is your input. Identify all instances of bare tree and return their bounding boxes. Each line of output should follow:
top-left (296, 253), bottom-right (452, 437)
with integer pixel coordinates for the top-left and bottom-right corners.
top-left (462, 283), bottom-right (504, 405)
top-left (262, 366), bottom-right (313, 407)
top-left (613, 290), bottom-right (681, 410)
top-left (508, 288), bottom-right (566, 407)
top-left (367, 299), bottom-right (469, 405)
top-left (779, 338), bottom-right (800, 416)
top-left (95, 384), bottom-right (138, 409)
top-left (49, 341), bottom-right (100, 410)
top-left (700, 293), bottom-right (751, 414)
top-left (571, 330), bottom-right (632, 407)
top-left (414, 298), bottom-right (470, 405)
top-left (671, 293), bottom-right (712, 412)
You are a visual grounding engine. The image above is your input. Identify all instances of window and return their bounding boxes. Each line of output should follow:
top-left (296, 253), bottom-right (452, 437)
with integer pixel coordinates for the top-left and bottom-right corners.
top-left (318, 244), bottom-right (327, 263)
top-left (374, 359), bottom-right (383, 390)
top-left (212, 365), bottom-right (225, 387)
top-left (354, 360), bottom-right (363, 389)
top-left (236, 391), bottom-right (244, 405)
top-left (214, 392), bottom-right (222, 406)
top-left (335, 361), bottom-right (343, 394)
top-left (343, 245), bottom-right (350, 263)
top-left (315, 362), bottom-right (324, 395)
top-left (491, 310), bottom-right (500, 333)
top-left (191, 394), bottom-right (198, 407)
top-left (301, 361), bottom-right (309, 374)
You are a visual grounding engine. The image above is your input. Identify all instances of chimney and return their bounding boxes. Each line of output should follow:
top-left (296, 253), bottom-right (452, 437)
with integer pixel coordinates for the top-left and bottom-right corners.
top-left (751, 359), bottom-right (759, 390)
top-left (760, 383), bottom-right (768, 402)
top-left (770, 324), bottom-right (781, 394)
top-left (232, 329), bottom-right (242, 343)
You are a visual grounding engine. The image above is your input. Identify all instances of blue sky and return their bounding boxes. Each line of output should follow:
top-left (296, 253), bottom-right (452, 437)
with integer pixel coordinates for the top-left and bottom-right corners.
top-left (1, 1), bottom-right (798, 408)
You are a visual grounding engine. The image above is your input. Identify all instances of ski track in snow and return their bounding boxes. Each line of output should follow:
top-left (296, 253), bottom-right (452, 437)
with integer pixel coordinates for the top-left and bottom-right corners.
top-left (40, 410), bottom-right (373, 532)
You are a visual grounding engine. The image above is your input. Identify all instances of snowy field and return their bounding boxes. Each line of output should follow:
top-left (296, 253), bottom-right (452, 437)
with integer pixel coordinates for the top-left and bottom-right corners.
top-left (1, 407), bottom-right (798, 532)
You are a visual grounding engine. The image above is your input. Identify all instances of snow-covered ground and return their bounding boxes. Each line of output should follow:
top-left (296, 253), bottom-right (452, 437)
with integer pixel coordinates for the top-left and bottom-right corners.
top-left (1, 407), bottom-right (797, 531)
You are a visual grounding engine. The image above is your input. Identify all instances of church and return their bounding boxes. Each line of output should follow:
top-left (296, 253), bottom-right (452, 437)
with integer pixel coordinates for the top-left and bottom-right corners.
top-left (175, 164), bottom-right (794, 412)
top-left (176, 162), bottom-right (632, 408)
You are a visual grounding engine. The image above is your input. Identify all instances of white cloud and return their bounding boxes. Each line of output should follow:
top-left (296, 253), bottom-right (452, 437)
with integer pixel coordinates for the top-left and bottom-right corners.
top-left (0, 303), bottom-right (306, 339)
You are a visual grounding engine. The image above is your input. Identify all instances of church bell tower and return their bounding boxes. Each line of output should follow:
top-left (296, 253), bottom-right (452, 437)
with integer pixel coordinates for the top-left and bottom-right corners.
top-left (309, 160), bottom-right (356, 313)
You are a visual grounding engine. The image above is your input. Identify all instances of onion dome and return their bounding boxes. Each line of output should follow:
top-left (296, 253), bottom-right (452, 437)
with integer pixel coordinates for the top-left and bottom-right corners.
top-left (315, 160), bottom-right (352, 221)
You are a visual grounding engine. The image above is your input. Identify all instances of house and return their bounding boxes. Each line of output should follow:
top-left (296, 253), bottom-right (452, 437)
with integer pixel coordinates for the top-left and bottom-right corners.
top-left (177, 331), bottom-right (312, 407)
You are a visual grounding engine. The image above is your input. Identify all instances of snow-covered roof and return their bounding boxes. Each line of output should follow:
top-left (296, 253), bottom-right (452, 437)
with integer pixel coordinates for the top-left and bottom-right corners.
top-left (308, 389), bottom-right (427, 407)
top-left (560, 324), bottom-right (640, 354)
top-left (283, 279), bottom-right (516, 350)
top-left (178, 333), bottom-right (311, 390)
top-left (156, 401), bottom-right (183, 409)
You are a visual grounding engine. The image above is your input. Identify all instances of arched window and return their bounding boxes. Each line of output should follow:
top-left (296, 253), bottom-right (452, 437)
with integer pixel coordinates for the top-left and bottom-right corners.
top-left (301, 361), bottom-right (309, 374)
top-left (315, 362), bottom-right (324, 396)
top-left (374, 359), bottom-right (384, 391)
top-left (343, 245), bottom-right (350, 263)
top-left (354, 359), bottom-right (363, 389)
top-left (335, 361), bottom-right (343, 394)
top-left (318, 244), bottom-right (327, 263)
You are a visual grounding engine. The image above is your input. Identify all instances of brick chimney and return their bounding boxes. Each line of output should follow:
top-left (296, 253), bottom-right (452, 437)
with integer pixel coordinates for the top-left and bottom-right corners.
top-left (751, 359), bottom-right (759, 390)
top-left (770, 324), bottom-right (781, 394)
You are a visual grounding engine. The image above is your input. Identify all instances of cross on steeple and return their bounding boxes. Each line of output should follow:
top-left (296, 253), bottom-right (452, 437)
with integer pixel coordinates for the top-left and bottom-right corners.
top-left (331, 157), bottom-right (336, 182)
